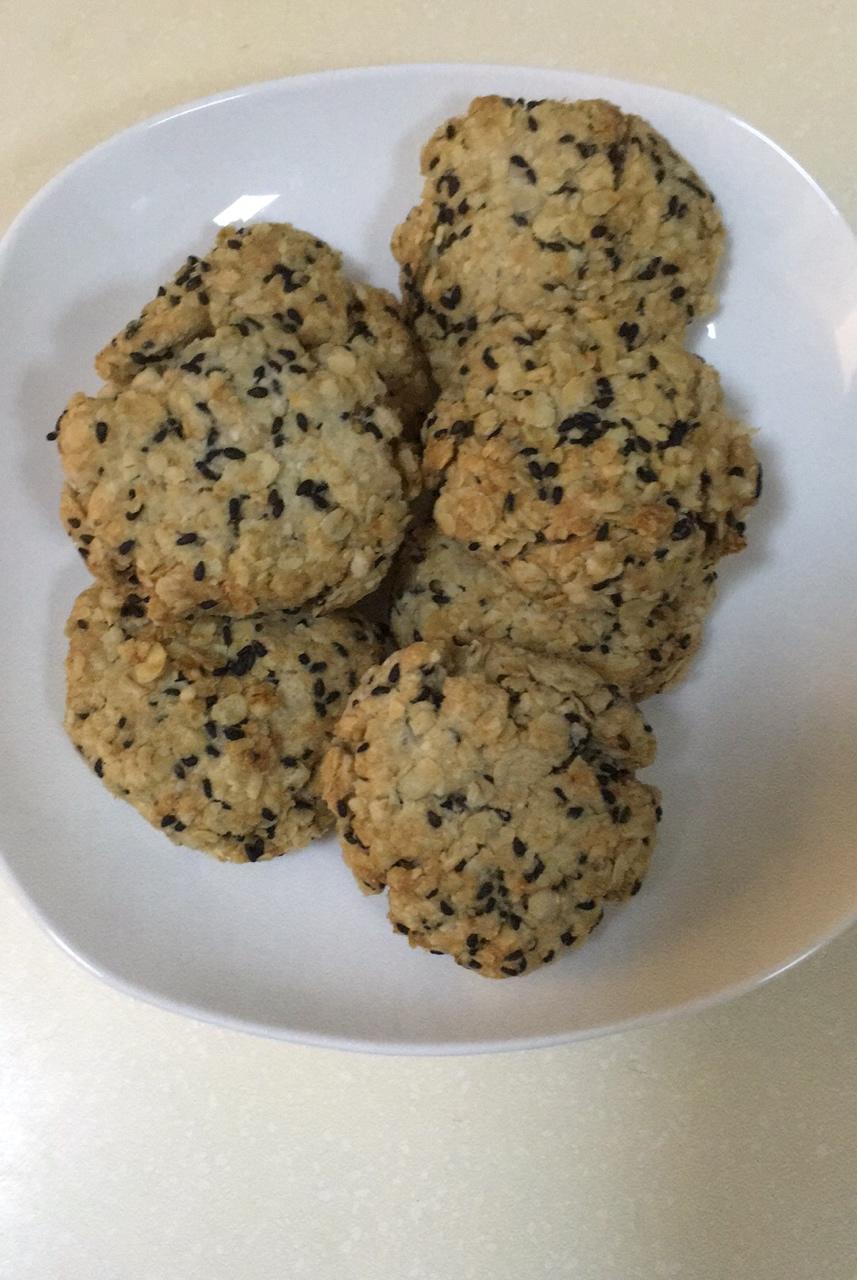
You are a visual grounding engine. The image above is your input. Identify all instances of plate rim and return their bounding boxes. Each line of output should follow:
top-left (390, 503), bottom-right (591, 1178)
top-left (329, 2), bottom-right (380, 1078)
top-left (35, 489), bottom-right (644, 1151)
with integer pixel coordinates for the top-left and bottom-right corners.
top-left (1, 62), bottom-right (855, 1055)
top-left (3, 847), bottom-right (848, 1056)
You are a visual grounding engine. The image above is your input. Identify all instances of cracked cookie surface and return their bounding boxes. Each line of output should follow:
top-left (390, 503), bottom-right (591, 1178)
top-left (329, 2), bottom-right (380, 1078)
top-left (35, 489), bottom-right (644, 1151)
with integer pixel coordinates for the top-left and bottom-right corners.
top-left (391, 525), bottom-right (714, 699)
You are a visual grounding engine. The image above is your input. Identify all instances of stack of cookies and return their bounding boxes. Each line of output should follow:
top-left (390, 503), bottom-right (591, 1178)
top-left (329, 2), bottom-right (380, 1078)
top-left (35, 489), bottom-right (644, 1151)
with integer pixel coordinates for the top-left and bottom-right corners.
top-left (54, 97), bottom-right (761, 981)
top-left (388, 96), bottom-right (760, 695)
top-left (57, 222), bottom-right (431, 863)
top-left (322, 96), bottom-right (760, 978)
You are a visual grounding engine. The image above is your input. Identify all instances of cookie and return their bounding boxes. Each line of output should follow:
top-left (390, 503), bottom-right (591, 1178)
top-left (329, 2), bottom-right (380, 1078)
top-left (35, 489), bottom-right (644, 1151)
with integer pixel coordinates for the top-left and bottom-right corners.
top-left (393, 96), bottom-right (723, 383)
top-left (321, 641), bottom-right (659, 978)
top-left (65, 583), bottom-right (384, 862)
top-left (423, 329), bottom-right (759, 607)
top-left (58, 318), bottom-right (420, 621)
top-left (96, 221), bottom-right (433, 431)
top-left (391, 526), bottom-right (715, 699)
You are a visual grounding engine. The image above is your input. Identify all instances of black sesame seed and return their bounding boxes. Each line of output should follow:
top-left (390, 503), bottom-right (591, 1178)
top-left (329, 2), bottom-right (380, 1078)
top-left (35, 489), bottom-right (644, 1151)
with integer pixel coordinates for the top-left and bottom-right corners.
top-left (661, 419), bottom-right (695, 449)
top-left (245, 837), bottom-right (264, 862)
top-left (618, 320), bottom-right (640, 350)
top-left (524, 857), bottom-right (545, 884)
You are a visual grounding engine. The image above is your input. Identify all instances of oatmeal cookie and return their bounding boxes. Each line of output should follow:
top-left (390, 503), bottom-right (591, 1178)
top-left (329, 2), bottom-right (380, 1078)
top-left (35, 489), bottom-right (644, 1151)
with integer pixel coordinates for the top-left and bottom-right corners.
top-left (423, 329), bottom-right (758, 607)
top-left (65, 583), bottom-right (383, 861)
top-left (59, 319), bottom-right (419, 620)
top-left (393, 95), bottom-right (723, 383)
top-left (321, 641), bottom-right (659, 977)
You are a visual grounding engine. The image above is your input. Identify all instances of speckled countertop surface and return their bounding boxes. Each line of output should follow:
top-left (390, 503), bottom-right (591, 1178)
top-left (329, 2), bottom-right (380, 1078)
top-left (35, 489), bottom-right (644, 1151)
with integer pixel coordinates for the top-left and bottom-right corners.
top-left (2, 3), bottom-right (856, 1277)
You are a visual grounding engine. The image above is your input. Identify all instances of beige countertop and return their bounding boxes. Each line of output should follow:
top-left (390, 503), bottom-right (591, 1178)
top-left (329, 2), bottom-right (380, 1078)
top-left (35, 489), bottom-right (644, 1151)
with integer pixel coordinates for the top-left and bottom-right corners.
top-left (2, 3), bottom-right (856, 1277)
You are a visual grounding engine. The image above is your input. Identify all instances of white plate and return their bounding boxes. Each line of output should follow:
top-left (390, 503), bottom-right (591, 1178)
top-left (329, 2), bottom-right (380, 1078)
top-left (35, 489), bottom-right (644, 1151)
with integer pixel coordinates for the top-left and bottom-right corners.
top-left (1, 65), bottom-right (856, 1055)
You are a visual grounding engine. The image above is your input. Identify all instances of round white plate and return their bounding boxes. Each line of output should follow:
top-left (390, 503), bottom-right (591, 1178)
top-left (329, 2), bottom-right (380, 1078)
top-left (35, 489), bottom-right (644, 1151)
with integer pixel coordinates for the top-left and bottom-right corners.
top-left (1, 65), bottom-right (855, 1055)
